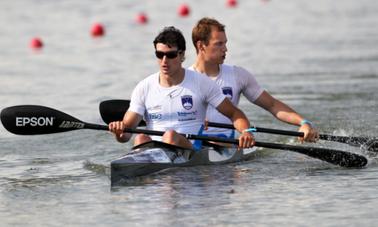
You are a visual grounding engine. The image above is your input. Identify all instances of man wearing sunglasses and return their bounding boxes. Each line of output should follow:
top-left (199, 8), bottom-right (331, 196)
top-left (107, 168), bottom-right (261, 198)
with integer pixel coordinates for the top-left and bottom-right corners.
top-left (109, 26), bottom-right (255, 150)
top-left (189, 17), bottom-right (319, 142)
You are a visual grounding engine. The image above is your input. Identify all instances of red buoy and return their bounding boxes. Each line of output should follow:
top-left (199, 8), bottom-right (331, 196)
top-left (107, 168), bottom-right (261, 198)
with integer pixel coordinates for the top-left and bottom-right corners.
top-left (226, 0), bottom-right (238, 7)
top-left (91, 23), bottom-right (105, 37)
top-left (136, 12), bottom-right (148, 24)
top-left (178, 4), bottom-right (190, 17)
top-left (29, 37), bottom-right (43, 49)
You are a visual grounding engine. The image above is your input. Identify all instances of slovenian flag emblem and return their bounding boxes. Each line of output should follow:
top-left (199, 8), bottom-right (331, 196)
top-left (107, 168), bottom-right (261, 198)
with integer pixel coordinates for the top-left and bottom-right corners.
top-left (181, 95), bottom-right (193, 110)
top-left (222, 87), bottom-right (233, 99)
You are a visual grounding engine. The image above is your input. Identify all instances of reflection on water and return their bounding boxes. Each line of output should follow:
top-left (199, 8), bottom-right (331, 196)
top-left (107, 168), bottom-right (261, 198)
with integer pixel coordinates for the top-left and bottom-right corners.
top-left (4, 175), bottom-right (80, 190)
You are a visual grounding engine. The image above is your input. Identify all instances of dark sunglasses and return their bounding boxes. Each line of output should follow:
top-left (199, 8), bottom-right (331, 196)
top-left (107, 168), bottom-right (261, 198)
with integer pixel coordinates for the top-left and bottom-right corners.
top-left (155, 50), bottom-right (181, 59)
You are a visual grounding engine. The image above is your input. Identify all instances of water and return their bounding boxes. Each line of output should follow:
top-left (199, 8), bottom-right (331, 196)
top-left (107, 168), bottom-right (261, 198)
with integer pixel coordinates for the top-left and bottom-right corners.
top-left (1, 0), bottom-right (378, 226)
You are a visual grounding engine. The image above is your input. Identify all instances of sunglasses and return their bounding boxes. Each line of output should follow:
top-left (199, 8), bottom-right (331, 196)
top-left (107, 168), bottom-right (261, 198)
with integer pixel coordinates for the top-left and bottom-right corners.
top-left (155, 50), bottom-right (181, 59)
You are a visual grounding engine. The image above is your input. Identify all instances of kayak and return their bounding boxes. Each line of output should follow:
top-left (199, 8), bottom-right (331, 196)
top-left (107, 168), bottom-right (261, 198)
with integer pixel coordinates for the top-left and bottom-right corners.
top-left (110, 140), bottom-right (258, 185)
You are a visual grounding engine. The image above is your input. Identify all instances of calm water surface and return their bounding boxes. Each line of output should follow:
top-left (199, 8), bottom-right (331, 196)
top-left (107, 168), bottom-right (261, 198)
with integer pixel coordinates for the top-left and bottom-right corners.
top-left (1, 0), bottom-right (378, 226)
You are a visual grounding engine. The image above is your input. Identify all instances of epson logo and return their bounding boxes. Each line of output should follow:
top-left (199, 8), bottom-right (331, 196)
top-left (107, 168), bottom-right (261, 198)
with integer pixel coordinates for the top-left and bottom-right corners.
top-left (16, 117), bottom-right (54, 127)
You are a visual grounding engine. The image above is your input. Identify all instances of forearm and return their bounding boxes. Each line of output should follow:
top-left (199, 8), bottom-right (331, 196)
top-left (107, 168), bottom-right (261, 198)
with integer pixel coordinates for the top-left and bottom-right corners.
top-left (216, 98), bottom-right (251, 132)
top-left (254, 92), bottom-right (318, 142)
top-left (257, 95), bottom-right (305, 126)
top-left (273, 101), bottom-right (305, 126)
top-left (255, 91), bottom-right (309, 126)
top-left (110, 111), bottom-right (141, 143)
top-left (215, 99), bottom-right (255, 148)
top-left (230, 109), bottom-right (251, 133)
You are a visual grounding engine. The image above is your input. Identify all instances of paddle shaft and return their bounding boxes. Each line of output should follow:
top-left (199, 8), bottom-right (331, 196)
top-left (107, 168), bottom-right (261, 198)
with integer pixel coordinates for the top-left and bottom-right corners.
top-left (1, 105), bottom-right (368, 168)
top-left (85, 123), bottom-right (279, 146)
top-left (207, 122), bottom-right (370, 145)
top-left (85, 123), bottom-right (242, 144)
top-left (99, 99), bottom-right (374, 148)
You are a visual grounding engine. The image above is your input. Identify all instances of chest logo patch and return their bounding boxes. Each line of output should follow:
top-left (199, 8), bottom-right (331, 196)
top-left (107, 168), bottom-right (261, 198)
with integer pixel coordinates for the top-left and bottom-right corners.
top-left (222, 87), bottom-right (233, 99)
top-left (181, 95), bottom-right (193, 110)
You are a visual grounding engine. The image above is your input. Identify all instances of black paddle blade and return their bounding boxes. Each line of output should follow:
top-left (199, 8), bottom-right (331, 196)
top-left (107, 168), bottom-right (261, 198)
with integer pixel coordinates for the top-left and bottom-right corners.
top-left (255, 141), bottom-right (368, 168)
top-left (297, 147), bottom-right (368, 168)
top-left (99, 99), bottom-right (130, 124)
top-left (99, 99), bottom-right (148, 126)
top-left (1, 105), bottom-right (84, 135)
top-left (362, 139), bottom-right (378, 153)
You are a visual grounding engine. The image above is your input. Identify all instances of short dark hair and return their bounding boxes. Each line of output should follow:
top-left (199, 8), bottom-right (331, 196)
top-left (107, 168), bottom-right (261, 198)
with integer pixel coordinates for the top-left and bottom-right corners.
top-left (153, 26), bottom-right (186, 51)
top-left (192, 17), bottom-right (225, 53)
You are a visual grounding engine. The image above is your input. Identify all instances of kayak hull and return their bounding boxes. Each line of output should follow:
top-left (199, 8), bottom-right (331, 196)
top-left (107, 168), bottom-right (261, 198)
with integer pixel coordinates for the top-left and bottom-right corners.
top-left (110, 141), bottom-right (257, 185)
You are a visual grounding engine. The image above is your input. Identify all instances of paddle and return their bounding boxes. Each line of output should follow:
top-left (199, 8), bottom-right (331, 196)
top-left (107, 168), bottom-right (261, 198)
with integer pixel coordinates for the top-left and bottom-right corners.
top-left (202, 122), bottom-right (378, 152)
top-left (99, 99), bottom-right (377, 152)
top-left (1, 105), bottom-right (368, 168)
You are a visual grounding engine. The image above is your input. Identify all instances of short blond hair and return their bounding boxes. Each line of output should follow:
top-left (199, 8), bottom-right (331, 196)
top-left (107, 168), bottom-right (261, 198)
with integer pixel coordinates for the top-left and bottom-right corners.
top-left (192, 17), bottom-right (225, 53)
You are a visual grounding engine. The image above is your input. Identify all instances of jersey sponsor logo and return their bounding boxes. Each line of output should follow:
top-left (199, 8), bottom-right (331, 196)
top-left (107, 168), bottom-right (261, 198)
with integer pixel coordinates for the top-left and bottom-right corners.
top-left (177, 111), bottom-right (197, 117)
top-left (181, 95), bottom-right (193, 110)
top-left (148, 113), bottom-right (162, 120)
top-left (177, 111), bottom-right (197, 121)
top-left (16, 117), bottom-right (54, 127)
top-left (222, 87), bottom-right (233, 99)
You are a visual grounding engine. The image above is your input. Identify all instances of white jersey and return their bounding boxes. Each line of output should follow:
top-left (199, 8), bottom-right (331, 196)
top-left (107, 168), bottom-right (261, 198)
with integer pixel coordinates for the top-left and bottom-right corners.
top-left (188, 64), bottom-right (264, 136)
top-left (128, 69), bottom-right (226, 140)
